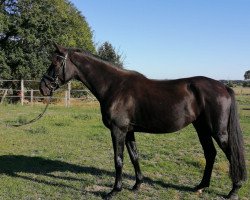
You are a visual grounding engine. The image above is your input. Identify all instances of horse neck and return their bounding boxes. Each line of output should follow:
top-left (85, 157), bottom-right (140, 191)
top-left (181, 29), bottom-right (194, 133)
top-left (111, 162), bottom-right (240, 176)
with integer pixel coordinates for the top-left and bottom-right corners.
top-left (74, 54), bottom-right (123, 101)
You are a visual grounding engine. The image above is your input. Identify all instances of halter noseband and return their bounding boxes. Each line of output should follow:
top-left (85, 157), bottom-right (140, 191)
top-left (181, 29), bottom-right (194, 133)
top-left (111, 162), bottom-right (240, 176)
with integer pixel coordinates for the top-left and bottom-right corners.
top-left (42, 54), bottom-right (68, 91)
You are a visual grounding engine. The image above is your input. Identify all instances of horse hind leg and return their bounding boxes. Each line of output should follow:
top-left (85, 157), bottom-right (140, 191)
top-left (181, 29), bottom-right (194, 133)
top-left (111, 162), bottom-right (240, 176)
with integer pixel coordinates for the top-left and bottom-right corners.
top-left (193, 119), bottom-right (217, 192)
top-left (125, 132), bottom-right (143, 190)
top-left (194, 119), bottom-right (243, 200)
top-left (213, 104), bottom-right (246, 199)
top-left (213, 130), bottom-right (244, 200)
top-left (217, 87), bottom-right (247, 200)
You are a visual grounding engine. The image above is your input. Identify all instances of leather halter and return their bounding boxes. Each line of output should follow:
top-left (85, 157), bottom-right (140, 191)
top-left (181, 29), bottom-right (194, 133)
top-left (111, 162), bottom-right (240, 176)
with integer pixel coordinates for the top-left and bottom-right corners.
top-left (42, 54), bottom-right (68, 91)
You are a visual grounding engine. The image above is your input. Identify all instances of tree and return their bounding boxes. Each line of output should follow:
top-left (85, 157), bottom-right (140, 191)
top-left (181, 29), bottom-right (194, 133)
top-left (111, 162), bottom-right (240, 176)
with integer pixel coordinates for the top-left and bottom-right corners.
top-left (0, 0), bottom-right (95, 80)
top-left (97, 41), bottom-right (124, 68)
top-left (243, 70), bottom-right (250, 87)
top-left (244, 70), bottom-right (250, 80)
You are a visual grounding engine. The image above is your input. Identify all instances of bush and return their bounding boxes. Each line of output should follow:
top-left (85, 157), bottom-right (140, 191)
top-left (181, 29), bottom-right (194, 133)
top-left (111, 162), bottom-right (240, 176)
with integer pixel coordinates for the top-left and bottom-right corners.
top-left (243, 81), bottom-right (250, 87)
top-left (226, 81), bottom-right (235, 88)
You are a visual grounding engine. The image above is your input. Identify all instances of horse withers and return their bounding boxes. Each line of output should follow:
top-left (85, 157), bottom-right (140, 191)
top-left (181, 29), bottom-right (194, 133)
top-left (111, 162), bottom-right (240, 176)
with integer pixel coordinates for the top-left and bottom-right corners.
top-left (40, 44), bottom-right (247, 199)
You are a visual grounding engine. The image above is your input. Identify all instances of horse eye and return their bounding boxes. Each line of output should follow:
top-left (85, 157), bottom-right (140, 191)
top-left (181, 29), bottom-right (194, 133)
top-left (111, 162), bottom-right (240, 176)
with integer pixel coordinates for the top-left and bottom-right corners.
top-left (51, 57), bottom-right (58, 65)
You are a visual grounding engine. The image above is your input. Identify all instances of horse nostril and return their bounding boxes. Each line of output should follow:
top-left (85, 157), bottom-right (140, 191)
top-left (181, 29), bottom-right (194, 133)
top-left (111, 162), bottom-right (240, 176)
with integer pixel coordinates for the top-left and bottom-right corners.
top-left (40, 88), bottom-right (45, 96)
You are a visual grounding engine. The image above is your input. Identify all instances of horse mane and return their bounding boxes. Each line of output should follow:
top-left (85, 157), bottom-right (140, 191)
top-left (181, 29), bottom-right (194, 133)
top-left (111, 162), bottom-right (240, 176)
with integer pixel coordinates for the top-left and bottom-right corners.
top-left (67, 47), bottom-right (146, 78)
top-left (67, 47), bottom-right (119, 68)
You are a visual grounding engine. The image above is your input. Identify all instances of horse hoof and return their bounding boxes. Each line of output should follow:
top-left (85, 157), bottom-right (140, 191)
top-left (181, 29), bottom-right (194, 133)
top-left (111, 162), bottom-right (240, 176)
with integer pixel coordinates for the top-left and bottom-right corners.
top-left (227, 194), bottom-right (239, 200)
top-left (103, 192), bottom-right (113, 200)
top-left (193, 183), bottom-right (209, 193)
top-left (104, 188), bottom-right (122, 200)
top-left (197, 189), bottom-right (203, 194)
top-left (104, 195), bottom-right (112, 200)
top-left (132, 183), bottom-right (141, 191)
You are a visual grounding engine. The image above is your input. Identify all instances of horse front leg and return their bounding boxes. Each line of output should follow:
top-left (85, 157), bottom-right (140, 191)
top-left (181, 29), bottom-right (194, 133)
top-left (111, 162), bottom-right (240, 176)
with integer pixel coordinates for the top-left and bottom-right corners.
top-left (105, 125), bottom-right (127, 200)
top-left (126, 132), bottom-right (143, 190)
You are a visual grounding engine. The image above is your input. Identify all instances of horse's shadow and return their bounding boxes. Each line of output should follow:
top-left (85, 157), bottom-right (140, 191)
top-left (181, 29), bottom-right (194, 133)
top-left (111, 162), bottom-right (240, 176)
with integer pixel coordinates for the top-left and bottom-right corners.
top-left (0, 155), bottom-right (195, 198)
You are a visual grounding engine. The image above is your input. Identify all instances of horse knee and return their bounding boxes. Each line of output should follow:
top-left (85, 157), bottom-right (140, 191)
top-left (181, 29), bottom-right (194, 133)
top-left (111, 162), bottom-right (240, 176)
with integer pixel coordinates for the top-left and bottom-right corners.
top-left (115, 156), bottom-right (123, 169)
top-left (131, 150), bottom-right (139, 162)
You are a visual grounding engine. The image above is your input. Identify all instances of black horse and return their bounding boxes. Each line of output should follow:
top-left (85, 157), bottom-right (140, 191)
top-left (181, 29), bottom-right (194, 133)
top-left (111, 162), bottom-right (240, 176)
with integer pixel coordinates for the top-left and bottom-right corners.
top-left (40, 44), bottom-right (247, 199)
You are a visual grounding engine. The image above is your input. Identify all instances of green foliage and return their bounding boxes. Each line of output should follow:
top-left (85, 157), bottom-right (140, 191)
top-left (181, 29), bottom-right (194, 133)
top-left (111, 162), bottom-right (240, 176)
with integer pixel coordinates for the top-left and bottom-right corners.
top-left (97, 41), bottom-right (124, 68)
top-left (244, 70), bottom-right (250, 80)
top-left (226, 81), bottom-right (235, 88)
top-left (0, 50), bottom-right (11, 79)
top-left (243, 81), bottom-right (250, 87)
top-left (0, 0), bottom-right (95, 80)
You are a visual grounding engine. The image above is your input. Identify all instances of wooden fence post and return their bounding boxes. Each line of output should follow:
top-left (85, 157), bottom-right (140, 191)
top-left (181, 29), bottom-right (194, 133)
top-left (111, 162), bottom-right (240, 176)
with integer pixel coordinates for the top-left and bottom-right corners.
top-left (1, 89), bottom-right (8, 104)
top-left (67, 81), bottom-right (71, 107)
top-left (0, 79), bottom-right (96, 105)
top-left (21, 79), bottom-right (24, 106)
top-left (65, 91), bottom-right (68, 107)
top-left (31, 89), bottom-right (34, 106)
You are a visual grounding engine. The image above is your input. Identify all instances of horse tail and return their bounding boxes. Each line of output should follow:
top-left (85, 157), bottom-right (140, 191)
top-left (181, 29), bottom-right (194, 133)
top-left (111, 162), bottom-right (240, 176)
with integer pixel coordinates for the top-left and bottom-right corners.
top-left (227, 87), bottom-right (247, 183)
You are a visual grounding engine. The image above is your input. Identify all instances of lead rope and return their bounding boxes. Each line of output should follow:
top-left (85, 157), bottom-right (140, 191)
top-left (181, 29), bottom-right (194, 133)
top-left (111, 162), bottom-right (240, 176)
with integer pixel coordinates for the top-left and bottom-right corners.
top-left (4, 54), bottom-right (67, 127)
top-left (6, 93), bottom-right (53, 127)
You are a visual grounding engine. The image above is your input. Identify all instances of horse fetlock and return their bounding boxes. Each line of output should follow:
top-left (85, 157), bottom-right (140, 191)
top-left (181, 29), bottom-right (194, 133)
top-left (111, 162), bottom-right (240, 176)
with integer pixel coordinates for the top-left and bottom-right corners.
top-left (114, 185), bottom-right (122, 192)
top-left (137, 174), bottom-right (143, 182)
top-left (114, 181), bottom-right (123, 190)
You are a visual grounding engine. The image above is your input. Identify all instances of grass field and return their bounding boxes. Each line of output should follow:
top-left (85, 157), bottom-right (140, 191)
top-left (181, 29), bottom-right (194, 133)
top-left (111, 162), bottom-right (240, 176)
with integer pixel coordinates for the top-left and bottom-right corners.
top-left (0, 91), bottom-right (250, 199)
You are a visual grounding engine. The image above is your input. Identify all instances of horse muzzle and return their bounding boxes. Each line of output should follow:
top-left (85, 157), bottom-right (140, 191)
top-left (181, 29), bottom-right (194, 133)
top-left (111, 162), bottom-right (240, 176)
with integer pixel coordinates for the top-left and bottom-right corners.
top-left (39, 79), bottom-right (51, 96)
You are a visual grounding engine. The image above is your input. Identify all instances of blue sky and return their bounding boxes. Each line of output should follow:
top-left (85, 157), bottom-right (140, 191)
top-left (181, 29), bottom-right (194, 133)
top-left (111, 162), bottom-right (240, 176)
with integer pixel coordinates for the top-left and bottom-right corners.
top-left (69, 0), bottom-right (250, 80)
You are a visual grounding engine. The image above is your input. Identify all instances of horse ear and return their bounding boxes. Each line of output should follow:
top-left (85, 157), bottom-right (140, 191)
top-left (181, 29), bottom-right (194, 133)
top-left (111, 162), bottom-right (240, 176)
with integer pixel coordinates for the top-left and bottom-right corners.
top-left (53, 42), bottom-right (61, 52)
top-left (53, 42), bottom-right (59, 50)
top-left (53, 43), bottom-right (66, 54)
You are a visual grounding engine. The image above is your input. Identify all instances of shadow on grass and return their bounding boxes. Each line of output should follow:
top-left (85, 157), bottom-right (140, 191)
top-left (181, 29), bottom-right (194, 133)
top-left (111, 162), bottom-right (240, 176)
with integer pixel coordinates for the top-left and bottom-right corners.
top-left (0, 155), bottom-right (202, 198)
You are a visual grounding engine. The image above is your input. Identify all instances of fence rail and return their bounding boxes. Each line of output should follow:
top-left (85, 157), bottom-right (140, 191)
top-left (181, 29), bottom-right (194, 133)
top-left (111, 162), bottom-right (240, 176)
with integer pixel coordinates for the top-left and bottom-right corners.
top-left (0, 79), bottom-right (96, 107)
top-left (1, 79), bottom-right (250, 107)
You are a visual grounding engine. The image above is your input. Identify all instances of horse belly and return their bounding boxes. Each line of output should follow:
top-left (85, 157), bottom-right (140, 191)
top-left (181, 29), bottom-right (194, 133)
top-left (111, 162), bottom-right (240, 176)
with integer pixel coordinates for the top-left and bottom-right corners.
top-left (138, 118), bottom-right (187, 133)
top-left (133, 104), bottom-right (196, 133)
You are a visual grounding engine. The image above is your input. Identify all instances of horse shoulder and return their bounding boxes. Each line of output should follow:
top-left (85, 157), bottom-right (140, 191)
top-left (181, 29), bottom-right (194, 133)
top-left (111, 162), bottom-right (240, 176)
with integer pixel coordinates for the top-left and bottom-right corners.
top-left (100, 76), bottom-right (140, 130)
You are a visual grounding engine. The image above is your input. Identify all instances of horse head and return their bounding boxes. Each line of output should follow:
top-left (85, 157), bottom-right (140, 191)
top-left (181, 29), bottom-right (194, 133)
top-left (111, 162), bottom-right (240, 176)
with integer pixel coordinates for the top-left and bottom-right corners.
top-left (40, 44), bottom-right (76, 96)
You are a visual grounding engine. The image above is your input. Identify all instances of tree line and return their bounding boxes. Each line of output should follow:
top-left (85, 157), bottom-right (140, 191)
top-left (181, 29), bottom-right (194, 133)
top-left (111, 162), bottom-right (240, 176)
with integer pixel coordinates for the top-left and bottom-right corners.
top-left (1, 0), bottom-right (249, 87)
top-left (0, 0), bottom-right (123, 82)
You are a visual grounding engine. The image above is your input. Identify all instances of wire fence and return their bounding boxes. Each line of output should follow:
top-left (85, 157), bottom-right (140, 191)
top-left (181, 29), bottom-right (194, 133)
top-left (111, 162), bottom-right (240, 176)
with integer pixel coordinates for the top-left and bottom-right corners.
top-left (0, 79), bottom-right (96, 107)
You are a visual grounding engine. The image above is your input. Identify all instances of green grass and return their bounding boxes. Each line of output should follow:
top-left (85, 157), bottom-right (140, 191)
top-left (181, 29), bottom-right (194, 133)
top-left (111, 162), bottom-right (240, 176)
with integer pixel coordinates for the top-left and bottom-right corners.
top-left (0, 99), bottom-right (249, 200)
